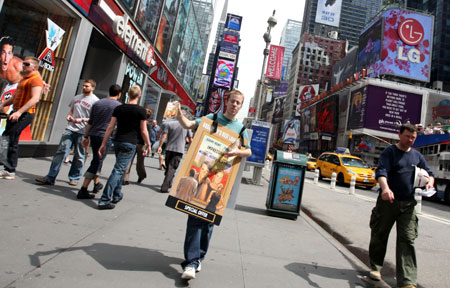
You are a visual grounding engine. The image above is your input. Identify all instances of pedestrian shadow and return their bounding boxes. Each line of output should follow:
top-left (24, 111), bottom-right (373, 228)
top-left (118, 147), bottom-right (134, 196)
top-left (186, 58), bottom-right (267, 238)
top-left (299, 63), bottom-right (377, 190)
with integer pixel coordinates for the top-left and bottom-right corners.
top-left (234, 204), bottom-right (267, 216)
top-left (285, 262), bottom-right (379, 288)
top-left (17, 170), bottom-right (98, 209)
top-left (29, 243), bottom-right (188, 287)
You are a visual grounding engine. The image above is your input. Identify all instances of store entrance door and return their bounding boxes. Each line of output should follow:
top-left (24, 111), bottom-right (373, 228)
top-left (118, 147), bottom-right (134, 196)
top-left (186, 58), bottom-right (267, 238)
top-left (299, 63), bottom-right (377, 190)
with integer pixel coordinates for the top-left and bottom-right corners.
top-left (79, 29), bottom-right (122, 99)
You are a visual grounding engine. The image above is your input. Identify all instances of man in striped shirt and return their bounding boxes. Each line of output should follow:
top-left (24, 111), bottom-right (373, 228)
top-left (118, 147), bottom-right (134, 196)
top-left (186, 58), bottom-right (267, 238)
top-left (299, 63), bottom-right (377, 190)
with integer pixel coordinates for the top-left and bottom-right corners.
top-left (0, 56), bottom-right (44, 180)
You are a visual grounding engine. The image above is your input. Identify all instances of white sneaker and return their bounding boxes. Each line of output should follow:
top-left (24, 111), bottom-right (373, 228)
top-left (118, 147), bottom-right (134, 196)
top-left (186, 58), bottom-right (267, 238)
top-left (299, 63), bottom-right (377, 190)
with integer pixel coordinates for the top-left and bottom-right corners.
top-left (181, 266), bottom-right (196, 280)
top-left (0, 170), bottom-right (15, 180)
top-left (196, 262), bottom-right (201, 272)
top-left (369, 270), bottom-right (381, 281)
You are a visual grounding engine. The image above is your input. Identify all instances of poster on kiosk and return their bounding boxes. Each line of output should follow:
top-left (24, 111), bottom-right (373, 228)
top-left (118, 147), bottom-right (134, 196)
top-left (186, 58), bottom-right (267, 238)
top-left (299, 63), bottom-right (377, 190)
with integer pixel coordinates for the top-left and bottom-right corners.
top-left (165, 117), bottom-right (248, 225)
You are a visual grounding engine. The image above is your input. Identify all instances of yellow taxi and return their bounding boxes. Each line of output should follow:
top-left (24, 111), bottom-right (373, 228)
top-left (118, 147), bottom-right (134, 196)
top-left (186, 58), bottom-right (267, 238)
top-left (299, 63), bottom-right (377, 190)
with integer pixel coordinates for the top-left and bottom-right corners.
top-left (306, 157), bottom-right (317, 171)
top-left (316, 152), bottom-right (376, 188)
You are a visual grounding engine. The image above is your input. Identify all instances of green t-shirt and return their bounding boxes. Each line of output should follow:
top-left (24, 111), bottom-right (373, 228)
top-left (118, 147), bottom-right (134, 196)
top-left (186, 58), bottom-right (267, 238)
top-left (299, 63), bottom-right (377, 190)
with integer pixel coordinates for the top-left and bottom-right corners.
top-left (195, 113), bottom-right (250, 148)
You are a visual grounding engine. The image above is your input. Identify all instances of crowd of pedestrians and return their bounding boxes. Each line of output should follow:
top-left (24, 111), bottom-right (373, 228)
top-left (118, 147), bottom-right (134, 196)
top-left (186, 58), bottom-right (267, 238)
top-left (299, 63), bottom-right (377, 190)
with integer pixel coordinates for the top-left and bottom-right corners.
top-left (416, 121), bottom-right (450, 135)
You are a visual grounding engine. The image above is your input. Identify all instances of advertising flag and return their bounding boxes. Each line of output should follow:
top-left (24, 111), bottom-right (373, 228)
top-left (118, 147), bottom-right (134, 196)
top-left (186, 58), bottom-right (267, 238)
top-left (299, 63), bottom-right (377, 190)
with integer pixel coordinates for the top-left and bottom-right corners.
top-left (265, 45), bottom-right (285, 80)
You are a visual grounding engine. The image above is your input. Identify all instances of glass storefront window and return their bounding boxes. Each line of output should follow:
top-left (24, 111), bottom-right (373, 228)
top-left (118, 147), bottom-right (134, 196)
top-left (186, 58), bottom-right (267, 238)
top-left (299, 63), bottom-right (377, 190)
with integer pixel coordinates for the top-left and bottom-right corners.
top-left (136, 0), bottom-right (164, 44)
top-left (167, 0), bottom-right (190, 73)
top-left (176, 9), bottom-right (195, 80)
top-left (155, 0), bottom-right (180, 61)
top-left (117, 0), bottom-right (137, 14)
top-left (142, 79), bottom-right (161, 122)
top-left (0, 0), bottom-right (76, 141)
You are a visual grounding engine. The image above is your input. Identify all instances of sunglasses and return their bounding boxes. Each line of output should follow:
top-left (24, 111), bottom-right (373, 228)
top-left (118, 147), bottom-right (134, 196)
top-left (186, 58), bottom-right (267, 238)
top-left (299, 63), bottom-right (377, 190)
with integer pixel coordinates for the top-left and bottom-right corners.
top-left (22, 62), bottom-right (34, 67)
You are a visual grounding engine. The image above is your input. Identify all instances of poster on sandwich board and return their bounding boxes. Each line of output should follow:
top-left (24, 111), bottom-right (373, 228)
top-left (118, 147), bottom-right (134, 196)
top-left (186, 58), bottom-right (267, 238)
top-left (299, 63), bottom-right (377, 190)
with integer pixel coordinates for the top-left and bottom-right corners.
top-left (165, 117), bottom-right (247, 225)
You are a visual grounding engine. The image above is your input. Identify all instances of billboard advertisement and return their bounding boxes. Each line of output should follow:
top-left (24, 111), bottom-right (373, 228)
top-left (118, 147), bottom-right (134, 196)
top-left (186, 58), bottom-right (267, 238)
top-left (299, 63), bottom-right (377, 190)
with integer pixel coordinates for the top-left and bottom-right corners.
top-left (225, 13), bottom-right (242, 31)
top-left (282, 119), bottom-right (300, 148)
top-left (357, 18), bottom-right (382, 72)
top-left (221, 31), bottom-right (239, 55)
top-left (427, 92), bottom-right (450, 126)
top-left (347, 86), bottom-right (367, 130)
top-left (296, 84), bottom-right (319, 116)
top-left (317, 97), bottom-right (336, 134)
top-left (332, 47), bottom-right (357, 87)
top-left (213, 58), bottom-right (235, 88)
top-left (247, 121), bottom-right (272, 165)
top-left (348, 85), bottom-right (423, 133)
top-left (315, 0), bottom-right (343, 27)
top-left (360, 9), bottom-right (433, 82)
top-left (265, 45), bottom-right (285, 80)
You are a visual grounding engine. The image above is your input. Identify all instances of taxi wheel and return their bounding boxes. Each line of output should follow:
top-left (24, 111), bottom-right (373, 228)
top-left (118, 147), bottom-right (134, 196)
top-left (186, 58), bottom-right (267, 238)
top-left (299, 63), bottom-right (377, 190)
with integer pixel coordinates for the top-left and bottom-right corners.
top-left (337, 173), bottom-right (345, 186)
top-left (318, 169), bottom-right (323, 180)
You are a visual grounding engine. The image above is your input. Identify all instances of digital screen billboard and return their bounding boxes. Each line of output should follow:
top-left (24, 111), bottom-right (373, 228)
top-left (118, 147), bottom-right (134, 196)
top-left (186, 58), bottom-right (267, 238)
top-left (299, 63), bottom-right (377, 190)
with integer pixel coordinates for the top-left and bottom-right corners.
top-left (332, 47), bottom-right (357, 87)
top-left (357, 18), bottom-right (382, 72)
top-left (363, 9), bottom-right (433, 82)
top-left (225, 13), bottom-right (242, 31)
top-left (348, 85), bottom-right (423, 133)
top-left (317, 97), bottom-right (336, 134)
top-left (213, 58), bottom-right (235, 88)
top-left (315, 0), bottom-right (342, 27)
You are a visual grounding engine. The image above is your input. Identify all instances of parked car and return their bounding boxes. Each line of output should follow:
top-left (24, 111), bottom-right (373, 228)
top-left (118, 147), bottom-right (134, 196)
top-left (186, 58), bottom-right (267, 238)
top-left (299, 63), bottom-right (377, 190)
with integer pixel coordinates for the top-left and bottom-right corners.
top-left (316, 152), bottom-right (376, 188)
top-left (306, 157), bottom-right (317, 171)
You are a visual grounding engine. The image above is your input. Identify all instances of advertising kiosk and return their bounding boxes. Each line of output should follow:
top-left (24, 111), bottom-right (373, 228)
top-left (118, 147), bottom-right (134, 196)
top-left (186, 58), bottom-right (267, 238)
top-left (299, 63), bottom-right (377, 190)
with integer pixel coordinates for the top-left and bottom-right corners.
top-left (266, 150), bottom-right (307, 220)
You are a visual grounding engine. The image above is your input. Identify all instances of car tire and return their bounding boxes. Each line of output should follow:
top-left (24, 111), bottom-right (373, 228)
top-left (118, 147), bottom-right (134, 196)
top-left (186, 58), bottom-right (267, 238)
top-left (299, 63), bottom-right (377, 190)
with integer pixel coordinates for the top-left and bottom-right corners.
top-left (337, 173), bottom-right (345, 186)
top-left (318, 169), bottom-right (323, 180)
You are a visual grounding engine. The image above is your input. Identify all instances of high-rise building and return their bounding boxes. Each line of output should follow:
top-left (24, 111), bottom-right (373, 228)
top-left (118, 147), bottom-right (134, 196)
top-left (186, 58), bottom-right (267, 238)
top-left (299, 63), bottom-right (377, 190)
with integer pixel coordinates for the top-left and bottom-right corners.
top-left (284, 33), bottom-right (347, 119)
top-left (301, 0), bottom-right (382, 47)
top-left (192, 0), bottom-right (216, 52)
top-left (404, 0), bottom-right (450, 91)
top-left (279, 19), bottom-right (302, 82)
top-left (206, 0), bottom-right (228, 75)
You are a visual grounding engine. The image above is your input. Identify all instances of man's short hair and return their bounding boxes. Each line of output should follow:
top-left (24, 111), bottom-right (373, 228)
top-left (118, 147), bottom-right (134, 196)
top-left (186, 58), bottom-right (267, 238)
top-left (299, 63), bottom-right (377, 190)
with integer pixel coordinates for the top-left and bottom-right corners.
top-left (0, 36), bottom-right (14, 49)
top-left (109, 84), bottom-right (121, 96)
top-left (228, 89), bottom-right (244, 99)
top-left (23, 56), bottom-right (39, 66)
top-left (128, 85), bottom-right (141, 100)
top-left (400, 123), bottom-right (418, 134)
top-left (189, 168), bottom-right (196, 177)
top-left (145, 108), bottom-right (152, 119)
top-left (84, 79), bottom-right (96, 89)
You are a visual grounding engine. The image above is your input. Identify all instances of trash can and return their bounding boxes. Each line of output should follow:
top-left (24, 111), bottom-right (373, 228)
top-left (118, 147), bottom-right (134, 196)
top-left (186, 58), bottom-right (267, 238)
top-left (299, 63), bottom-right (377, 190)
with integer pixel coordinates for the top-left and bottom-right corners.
top-left (266, 150), bottom-right (307, 220)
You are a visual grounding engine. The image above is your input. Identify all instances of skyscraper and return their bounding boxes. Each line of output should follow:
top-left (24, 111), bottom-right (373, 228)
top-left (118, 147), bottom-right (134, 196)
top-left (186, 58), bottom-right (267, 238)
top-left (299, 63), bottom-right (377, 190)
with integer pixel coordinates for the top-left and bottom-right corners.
top-left (206, 0), bottom-right (228, 75)
top-left (301, 0), bottom-right (382, 47)
top-left (279, 19), bottom-right (302, 82)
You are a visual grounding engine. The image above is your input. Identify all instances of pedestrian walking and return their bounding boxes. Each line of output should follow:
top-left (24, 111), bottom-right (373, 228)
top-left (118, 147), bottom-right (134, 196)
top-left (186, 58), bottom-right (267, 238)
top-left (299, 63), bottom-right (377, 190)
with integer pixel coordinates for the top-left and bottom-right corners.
top-left (76, 84), bottom-right (122, 199)
top-left (368, 123), bottom-right (434, 288)
top-left (0, 56), bottom-right (44, 180)
top-left (123, 108), bottom-right (152, 185)
top-left (157, 113), bottom-right (193, 193)
top-left (35, 79), bottom-right (98, 186)
top-left (97, 85), bottom-right (150, 210)
top-left (173, 90), bottom-right (251, 280)
top-left (149, 119), bottom-right (160, 157)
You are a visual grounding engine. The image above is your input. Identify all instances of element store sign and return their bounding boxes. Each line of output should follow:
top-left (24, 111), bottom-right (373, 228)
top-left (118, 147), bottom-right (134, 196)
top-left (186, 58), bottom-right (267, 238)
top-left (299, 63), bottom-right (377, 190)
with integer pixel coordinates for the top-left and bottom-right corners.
top-left (38, 18), bottom-right (65, 72)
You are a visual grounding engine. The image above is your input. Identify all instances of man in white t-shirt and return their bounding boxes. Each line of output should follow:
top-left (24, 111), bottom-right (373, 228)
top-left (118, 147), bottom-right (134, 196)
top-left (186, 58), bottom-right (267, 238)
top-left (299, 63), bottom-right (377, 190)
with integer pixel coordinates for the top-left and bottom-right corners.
top-left (35, 80), bottom-right (99, 186)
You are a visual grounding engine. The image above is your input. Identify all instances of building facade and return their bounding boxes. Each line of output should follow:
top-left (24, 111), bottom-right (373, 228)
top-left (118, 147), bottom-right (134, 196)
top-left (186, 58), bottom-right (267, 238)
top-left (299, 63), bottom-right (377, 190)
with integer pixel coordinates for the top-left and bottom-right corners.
top-left (301, 0), bottom-right (382, 47)
top-left (284, 33), bottom-right (346, 119)
top-left (0, 0), bottom-right (212, 155)
top-left (279, 19), bottom-right (302, 82)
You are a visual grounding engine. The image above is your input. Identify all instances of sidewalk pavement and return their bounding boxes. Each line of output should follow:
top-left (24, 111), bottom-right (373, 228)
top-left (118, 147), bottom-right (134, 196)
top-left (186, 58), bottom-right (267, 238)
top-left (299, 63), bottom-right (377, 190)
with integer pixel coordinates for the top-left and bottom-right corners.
top-left (1, 156), bottom-right (389, 288)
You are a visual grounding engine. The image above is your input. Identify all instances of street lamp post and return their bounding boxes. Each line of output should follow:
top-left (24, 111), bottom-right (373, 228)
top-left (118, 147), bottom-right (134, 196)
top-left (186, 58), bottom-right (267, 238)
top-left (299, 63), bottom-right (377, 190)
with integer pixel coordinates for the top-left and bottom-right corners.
top-left (254, 10), bottom-right (277, 121)
top-left (252, 11), bottom-right (277, 186)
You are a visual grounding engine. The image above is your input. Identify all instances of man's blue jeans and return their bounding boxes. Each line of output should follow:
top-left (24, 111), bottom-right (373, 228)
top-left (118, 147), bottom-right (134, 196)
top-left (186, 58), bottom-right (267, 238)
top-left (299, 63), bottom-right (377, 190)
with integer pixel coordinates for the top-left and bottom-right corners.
top-left (84, 136), bottom-right (112, 179)
top-left (181, 215), bottom-right (214, 269)
top-left (45, 129), bottom-right (85, 184)
top-left (98, 141), bottom-right (135, 205)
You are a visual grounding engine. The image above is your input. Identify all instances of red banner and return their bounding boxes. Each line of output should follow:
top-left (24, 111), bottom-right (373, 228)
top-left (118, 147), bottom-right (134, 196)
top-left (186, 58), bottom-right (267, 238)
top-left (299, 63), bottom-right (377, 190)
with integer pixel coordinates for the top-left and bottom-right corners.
top-left (265, 45), bottom-right (285, 80)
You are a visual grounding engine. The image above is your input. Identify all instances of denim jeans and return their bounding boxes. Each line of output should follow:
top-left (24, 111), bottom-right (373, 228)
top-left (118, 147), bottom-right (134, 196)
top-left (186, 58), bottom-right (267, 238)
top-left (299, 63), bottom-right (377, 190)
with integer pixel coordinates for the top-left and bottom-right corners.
top-left (84, 136), bottom-right (112, 179)
top-left (2, 112), bottom-right (34, 172)
top-left (181, 215), bottom-right (214, 269)
top-left (45, 129), bottom-right (85, 184)
top-left (98, 141), bottom-right (135, 205)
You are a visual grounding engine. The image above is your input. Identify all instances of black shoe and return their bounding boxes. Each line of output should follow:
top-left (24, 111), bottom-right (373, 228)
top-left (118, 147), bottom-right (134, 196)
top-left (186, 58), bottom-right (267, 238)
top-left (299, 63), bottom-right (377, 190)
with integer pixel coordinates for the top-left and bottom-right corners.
top-left (111, 196), bottom-right (123, 204)
top-left (123, 181), bottom-right (129, 185)
top-left (77, 187), bottom-right (95, 199)
top-left (160, 189), bottom-right (169, 193)
top-left (92, 182), bottom-right (103, 193)
top-left (137, 177), bottom-right (145, 184)
top-left (98, 203), bottom-right (115, 210)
